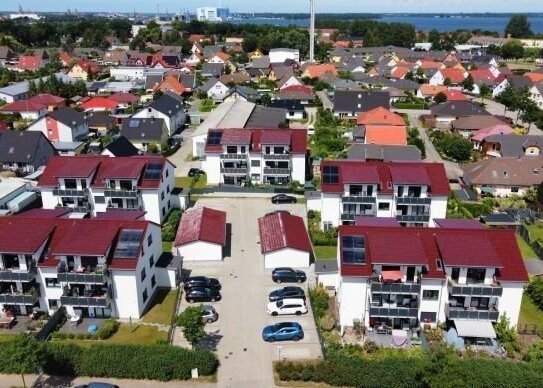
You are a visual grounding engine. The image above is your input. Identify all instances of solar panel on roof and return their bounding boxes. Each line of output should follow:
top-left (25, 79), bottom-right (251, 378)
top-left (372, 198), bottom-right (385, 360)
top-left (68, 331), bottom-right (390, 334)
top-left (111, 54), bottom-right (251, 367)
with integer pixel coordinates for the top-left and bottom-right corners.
top-left (129, 120), bottom-right (140, 128)
top-left (114, 229), bottom-right (144, 258)
top-left (143, 162), bottom-right (163, 180)
top-left (342, 235), bottom-right (366, 265)
top-left (323, 165), bottom-right (339, 184)
top-left (207, 131), bottom-right (222, 145)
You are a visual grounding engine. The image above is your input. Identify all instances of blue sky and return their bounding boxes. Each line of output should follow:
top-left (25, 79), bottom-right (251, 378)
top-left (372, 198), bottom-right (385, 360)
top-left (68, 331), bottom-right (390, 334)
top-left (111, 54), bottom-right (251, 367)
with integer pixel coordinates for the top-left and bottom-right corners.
top-left (6, 0), bottom-right (543, 13)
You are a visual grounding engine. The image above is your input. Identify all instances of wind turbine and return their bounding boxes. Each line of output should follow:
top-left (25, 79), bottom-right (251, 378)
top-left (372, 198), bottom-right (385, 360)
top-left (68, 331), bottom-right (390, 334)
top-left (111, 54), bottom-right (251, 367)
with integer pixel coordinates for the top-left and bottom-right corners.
top-left (309, 0), bottom-right (315, 63)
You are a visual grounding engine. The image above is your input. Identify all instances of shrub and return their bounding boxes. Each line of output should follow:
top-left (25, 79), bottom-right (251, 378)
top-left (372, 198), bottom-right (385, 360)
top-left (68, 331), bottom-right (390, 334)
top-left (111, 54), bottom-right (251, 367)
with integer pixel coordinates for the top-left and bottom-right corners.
top-left (526, 276), bottom-right (543, 309)
top-left (495, 315), bottom-right (520, 357)
top-left (525, 340), bottom-right (543, 361)
top-left (76, 333), bottom-right (86, 340)
top-left (67, 333), bottom-right (75, 339)
top-left (309, 284), bottom-right (330, 321)
top-left (96, 318), bottom-right (119, 340)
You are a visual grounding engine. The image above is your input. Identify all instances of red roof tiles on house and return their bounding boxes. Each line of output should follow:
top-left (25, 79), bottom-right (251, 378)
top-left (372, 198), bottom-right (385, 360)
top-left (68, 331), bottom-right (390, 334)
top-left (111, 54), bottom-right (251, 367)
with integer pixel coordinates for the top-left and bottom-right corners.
top-left (17, 55), bottom-right (43, 71)
top-left (0, 100), bottom-right (47, 112)
top-left (0, 220), bottom-right (55, 254)
top-left (205, 128), bottom-right (307, 154)
top-left (258, 211), bottom-right (312, 254)
top-left (108, 93), bottom-right (140, 104)
top-left (80, 97), bottom-right (119, 110)
top-left (174, 207), bottom-right (226, 246)
top-left (357, 107), bottom-right (405, 126)
top-left (28, 94), bottom-right (66, 107)
top-left (440, 68), bottom-right (467, 84)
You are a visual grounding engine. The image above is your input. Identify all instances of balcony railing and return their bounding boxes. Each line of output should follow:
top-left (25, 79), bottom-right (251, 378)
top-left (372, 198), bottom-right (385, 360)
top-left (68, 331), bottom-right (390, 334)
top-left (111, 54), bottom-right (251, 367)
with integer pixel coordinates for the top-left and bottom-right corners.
top-left (220, 153), bottom-right (249, 160)
top-left (60, 295), bottom-right (109, 307)
top-left (371, 282), bottom-right (421, 294)
top-left (342, 195), bottom-right (377, 204)
top-left (0, 293), bottom-right (40, 305)
top-left (369, 307), bottom-right (419, 318)
top-left (263, 167), bottom-right (291, 175)
top-left (397, 197), bottom-right (432, 205)
top-left (263, 154), bottom-right (291, 160)
top-left (396, 214), bottom-right (430, 223)
top-left (57, 271), bottom-right (107, 284)
top-left (53, 188), bottom-right (88, 197)
top-left (445, 305), bottom-right (500, 321)
top-left (221, 167), bottom-right (248, 174)
top-left (0, 264), bottom-right (37, 282)
top-left (56, 205), bottom-right (90, 213)
top-left (448, 280), bottom-right (503, 297)
top-left (106, 206), bottom-right (142, 211)
top-left (104, 189), bottom-right (139, 198)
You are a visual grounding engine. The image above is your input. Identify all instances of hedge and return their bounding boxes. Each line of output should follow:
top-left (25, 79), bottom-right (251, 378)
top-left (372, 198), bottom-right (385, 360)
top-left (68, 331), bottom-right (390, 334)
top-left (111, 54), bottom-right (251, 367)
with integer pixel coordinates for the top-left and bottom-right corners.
top-left (275, 355), bottom-right (543, 388)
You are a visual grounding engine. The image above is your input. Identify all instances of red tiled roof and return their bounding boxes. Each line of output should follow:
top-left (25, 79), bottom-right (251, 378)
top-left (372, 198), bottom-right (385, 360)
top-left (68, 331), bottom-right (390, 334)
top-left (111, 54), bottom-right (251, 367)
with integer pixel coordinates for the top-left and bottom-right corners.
top-left (0, 100), bottom-right (47, 112)
top-left (443, 90), bottom-right (467, 101)
top-left (357, 107), bottom-right (405, 126)
top-left (39, 156), bottom-right (101, 184)
top-left (75, 59), bottom-right (100, 75)
top-left (108, 93), bottom-right (140, 104)
top-left (205, 128), bottom-right (307, 154)
top-left (17, 55), bottom-right (43, 71)
top-left (258, 211), bottom-right (312, 254)
top-left (440, 68), bottom-right (467, 83)
top-left (221, 129), bottom-right (252, 145)
top-left (260, 130), bottom-right (291, 145)
top-left (469, 69), bottom-right (496, 83)
top-left (342, 164), bottom-right (380, 184)
top-left (80, 97), bottom-right (118, 110)
top-left (338, 225), bottom-right (528, 282)
top-left (0, 220), bottom-right (55, 254)
top-left (174, 207), bottom-right (226, 246)
top-left (303, 64), bottom-right (338, 79)
top-left (364, 125), bottom-right (407, 146)
top-left (28, 94), bottom-right (66, 106)
top-left (321, 161), bottom-right (449, 196)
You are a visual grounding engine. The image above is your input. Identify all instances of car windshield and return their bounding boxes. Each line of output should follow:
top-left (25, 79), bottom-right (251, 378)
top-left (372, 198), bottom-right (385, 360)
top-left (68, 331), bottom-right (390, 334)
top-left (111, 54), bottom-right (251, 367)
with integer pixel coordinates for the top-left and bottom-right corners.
top-left (276, 300), bottom-right (284, 308)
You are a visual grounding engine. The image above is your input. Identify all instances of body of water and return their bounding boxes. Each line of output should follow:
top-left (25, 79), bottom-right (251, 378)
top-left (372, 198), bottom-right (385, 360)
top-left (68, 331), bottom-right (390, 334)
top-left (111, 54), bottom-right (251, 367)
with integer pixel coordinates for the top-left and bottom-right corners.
top-left (230, 15), bottom-right (543, 34)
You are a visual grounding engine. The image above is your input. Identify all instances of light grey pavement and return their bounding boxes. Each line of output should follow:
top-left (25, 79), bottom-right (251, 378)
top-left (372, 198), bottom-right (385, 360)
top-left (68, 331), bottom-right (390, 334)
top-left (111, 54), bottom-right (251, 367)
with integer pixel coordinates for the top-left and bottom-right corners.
top-left (316, 91), bottom-right (333, 111)
top-left (524, 259), bottom-right (543, 276)
top-left (167, 125), bottom-right (201, 177)
top-left (176, 198), bottom-right (322, 388)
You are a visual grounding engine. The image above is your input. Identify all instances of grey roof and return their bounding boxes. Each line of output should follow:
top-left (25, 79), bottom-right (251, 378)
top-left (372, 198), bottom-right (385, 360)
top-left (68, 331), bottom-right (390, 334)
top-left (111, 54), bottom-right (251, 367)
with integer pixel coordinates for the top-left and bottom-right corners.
top-left (251, 56), bottom-right (270, 69)
top-left (145, 74), bottom-right (164, 90)
top-left (315, 259), bottom-right (338, 274)
top-left (387, 79), bottom-right (420, 92)
top-left (344, 57), bottom-right (366, 71)
top-left (480, 213), bottom-right (518, 225)
top-left (0, 131), bottom-right (51, 163)
top-left (508, 75), bottom-right (533, 89)
top-left (49, 108), bottom-right (86, 127)
top-left (356, 75), bottom-right (389, 86)
top-left (483, 134), bottom-right (543, 157)
top-left (272, 66), bottom-right (294, 81)
top-left (180, 74), bottom-right (196, 89)
top-left (347, 143), bottom-right (421, 162)
top-left (322, 76), bottom-right (361, 91)
top-left (0, 46), bottom-right (13, 60)
top-left (87, 111), bottom-right (116, 128)
top-left (201, 63), bottom-right (224, 77)
top-left (148, 93), bottom-right (184, 116)
top-left (268, 100), bottom-right (305, 112)
top-left (0, 81), bottom-right (29, 97)
top-left (104, 135), bottom-right (140, 157)
top-left (333, 90), bottom-right (390, 113)
top-left (199, 78), bottom-right (224, 93)
top-left (462, 157), bottom-right (543, 187)
top-left (203, 45), bottom-right (224, 58)
top-left (121, 118), bottom-right (166, 142)
top-left (430, 101), bottom-right (489, 117)
top-left (245, 106), bottom-right (287, 128)
top-left (224, 86), bottom-right (259, 101)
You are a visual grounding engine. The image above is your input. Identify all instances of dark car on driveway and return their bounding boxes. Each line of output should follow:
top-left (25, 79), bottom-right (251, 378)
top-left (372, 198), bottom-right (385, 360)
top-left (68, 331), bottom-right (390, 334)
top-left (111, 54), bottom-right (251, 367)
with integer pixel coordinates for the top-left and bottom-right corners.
top-left (272, 267), bottom-right (307, 284)
top-left (271, 194), bottom-right (297, 204)
top-left (185, 287), bottom-right (221, 303)
top-left (183, 276), bottom-right (221, 291)
top-left (188, 168), bottom-right (205, 177)
top-left (269, 286), bottom-right (306, 302)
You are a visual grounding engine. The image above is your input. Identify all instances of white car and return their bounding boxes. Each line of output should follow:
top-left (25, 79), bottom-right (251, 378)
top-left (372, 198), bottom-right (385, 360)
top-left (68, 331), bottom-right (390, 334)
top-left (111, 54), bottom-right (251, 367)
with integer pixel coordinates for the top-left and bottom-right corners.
top-left (267, 298), bottom-right (308, 316)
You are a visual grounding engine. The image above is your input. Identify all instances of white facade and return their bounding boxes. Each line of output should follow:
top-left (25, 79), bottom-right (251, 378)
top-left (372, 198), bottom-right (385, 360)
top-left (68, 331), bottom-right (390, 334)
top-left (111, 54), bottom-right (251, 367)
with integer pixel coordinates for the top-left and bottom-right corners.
top-left (110, 67), bottom-right (146, 81)
top-left (27, 116), bottom-right (89, 143)
top-left (204, 81), bottom-right (229, 102)
top-left (530, 85), bottom-right (543, 108)
top-left (269, 48), bottom-right (300, 64)
top-left (175, 241), bottom-right (222, 261)
top-left (132, 106), bottom-right (186, 137)
top-left (429, 71), bottom-right (445, 86)
top-left (264, 248), bottom-right (310, 269)
top-left (196, 7), bottom-right (229, 22)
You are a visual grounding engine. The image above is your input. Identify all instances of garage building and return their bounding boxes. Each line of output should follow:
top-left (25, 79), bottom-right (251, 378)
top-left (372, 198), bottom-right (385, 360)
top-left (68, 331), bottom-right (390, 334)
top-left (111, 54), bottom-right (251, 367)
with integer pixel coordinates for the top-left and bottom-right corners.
top-left (174, 206), bottom-right (227, 261)
top-left (258, 211), bottom-right (313, 269)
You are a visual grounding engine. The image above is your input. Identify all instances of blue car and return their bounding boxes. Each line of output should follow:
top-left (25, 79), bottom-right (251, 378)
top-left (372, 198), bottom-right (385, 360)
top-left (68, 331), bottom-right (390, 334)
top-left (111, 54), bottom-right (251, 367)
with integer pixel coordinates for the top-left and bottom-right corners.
top-left (262, 322), bottom-right (304, 342)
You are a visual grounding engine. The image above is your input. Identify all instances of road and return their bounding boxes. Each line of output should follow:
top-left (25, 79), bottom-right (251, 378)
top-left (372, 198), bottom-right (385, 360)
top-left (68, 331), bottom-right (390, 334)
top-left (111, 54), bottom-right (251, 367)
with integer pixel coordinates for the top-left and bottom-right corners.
top-left (168, 125), bottom-right (202, 177)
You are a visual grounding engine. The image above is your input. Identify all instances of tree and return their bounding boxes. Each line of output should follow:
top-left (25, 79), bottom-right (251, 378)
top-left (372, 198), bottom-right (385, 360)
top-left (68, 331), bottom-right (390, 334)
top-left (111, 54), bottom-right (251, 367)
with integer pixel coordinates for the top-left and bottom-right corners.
top-left (443, 78), bottom-right (452, 86)
top-left (525, 340), bottom-right (543, 361)
top-left (461, 74), bottom-right (475, 92)
top-left (241, 33), bottom-right (258, 53)
top-left (428, 29), bottom-right (441, 50)
top-left (501, 39), bottom-right (525, 59)
top-left (5, 334), bottom-right (45, 388)
top-left (260, 93), bottom-right (272, 106)
top-left (176, 305), bottom-right (206, 347)
top-left (434, 92), bottom-right (448, 104)
top-left (495, 315), bottom-right (520, 357)
top-left (505, 14), bottom-right (533, 38)
top-left (479, 84), bottom-right (492, 102)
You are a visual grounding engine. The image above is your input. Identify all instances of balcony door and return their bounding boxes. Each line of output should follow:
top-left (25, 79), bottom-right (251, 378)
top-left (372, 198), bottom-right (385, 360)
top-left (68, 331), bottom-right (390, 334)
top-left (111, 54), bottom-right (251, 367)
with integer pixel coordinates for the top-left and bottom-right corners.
top-left (406, 267), bottom-right (416, 283)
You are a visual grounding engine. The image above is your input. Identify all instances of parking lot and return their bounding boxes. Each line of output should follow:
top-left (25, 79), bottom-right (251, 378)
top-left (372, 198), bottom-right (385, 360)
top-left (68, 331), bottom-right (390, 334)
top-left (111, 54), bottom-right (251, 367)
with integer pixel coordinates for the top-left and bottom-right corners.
top-left (176, 197), bottom-right (322, 387)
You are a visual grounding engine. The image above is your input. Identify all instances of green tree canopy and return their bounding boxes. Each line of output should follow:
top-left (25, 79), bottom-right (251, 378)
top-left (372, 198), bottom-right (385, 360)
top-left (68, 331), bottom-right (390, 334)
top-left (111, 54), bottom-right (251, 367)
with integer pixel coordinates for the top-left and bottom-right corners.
top-left (501, 39), bottom-right (525, 59)
top-left (176, 305), bottom-right (206, 347)
top-left (505, 14), bottom-right (533, 38)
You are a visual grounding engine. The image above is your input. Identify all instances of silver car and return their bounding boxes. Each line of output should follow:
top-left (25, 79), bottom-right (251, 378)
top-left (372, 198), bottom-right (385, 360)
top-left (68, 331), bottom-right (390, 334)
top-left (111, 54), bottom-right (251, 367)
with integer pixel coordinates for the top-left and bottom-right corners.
top-left (202, 305), bottom-right (218, 323)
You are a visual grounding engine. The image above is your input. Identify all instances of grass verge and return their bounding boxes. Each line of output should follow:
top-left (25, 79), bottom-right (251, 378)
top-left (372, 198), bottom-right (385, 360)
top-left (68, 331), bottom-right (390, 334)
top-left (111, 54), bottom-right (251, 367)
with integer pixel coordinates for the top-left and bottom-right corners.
top-left (518, 293), bottom-right (543, 329)
top-left (314, 246), bottom-right (336, 260)
top-left (142, 289), bottom-right (179, 325)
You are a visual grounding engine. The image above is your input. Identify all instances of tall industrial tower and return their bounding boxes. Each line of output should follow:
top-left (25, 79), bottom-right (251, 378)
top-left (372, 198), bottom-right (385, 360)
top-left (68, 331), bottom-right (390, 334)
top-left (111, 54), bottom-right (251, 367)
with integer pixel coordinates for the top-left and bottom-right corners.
top-left (309, 0), bottom-right (315, 63)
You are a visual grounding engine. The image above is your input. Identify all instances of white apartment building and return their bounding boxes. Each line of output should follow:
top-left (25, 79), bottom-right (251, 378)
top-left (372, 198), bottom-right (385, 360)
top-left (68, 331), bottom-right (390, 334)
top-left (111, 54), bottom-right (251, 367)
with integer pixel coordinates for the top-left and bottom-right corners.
top-left (336, 224), bottom-right (528, 340)
top-left (38, 155), bottom-right (176, 224)
top-left (269, 48), bottom-right (300, 64)
top-left (202, 128), bottom-right (307, 186)
top-left (0, 216), bottom-right (177, 319)
top-left (307, 161), bottom-right (449, 228)
top-left (196, 7), bottom-right (229, 22)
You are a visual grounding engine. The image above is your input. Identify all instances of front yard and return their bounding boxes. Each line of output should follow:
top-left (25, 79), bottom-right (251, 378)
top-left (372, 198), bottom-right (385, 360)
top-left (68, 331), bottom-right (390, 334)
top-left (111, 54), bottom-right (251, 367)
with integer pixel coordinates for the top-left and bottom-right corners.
top-left (176, 175), bottom-right (207, 189)
top-left (518, 293), bottom-right (543, 330)
top-left (525, 222), bottom-right (543, 242)
top-left (107, 323), bottom-right (168, 345)
top-left (314, 245), bottom-right (337, 260)
top-left (142, 288), bottom-right (179, 325)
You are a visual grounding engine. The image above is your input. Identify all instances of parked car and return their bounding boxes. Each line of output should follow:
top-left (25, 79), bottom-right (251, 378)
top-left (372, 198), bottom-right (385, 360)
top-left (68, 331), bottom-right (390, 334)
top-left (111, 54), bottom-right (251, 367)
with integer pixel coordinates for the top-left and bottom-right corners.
top-left (188, 168), bottom-right (206, 177)
top-left (75, 384), bottom-right (119, 388)
top-left (202, 305), bottom-right (219, 323)
top-left (262, 322), bottom-right (304, 342)
top-left (185, 287), bottom-right (221, 303)
top-left (271, 194), bottom-right (297, 204)
top-left (269, 286), bottom-right (306, 302)
top-left (183, 276), bottom-right (221, 291)
top-left (272, 267), bottom-right (306, 284)
top-left (267, 298), bottom-right (308, 316)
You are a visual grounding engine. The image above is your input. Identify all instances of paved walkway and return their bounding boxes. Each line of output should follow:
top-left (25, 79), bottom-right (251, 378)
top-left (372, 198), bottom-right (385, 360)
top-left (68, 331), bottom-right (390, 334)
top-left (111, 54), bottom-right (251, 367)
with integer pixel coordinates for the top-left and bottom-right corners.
top-left (167, 126), bottom-right (201, 177)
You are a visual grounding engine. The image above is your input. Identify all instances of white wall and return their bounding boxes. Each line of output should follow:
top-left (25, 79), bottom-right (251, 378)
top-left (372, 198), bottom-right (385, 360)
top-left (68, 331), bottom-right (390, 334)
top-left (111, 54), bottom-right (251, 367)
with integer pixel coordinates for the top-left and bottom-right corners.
top-left (420, 279), bottom-right (447, 325)
top-left (317, 273), bottom-right (338, 290)
top-left (321, 193), bottom-right (341, 228)
top-left (40, 188), bottom-right (57, 209)
top-left (500, 282), bottom-right (525, 327)
top-left (291, 154), bottom-right (306, 184)
top-left (429, 196), bottom-right (448, 227)
top-left (176, 241), bottom-right (223, 261)
top-left (202, 154), bottom-right (221, 184)
top-left (264, 248), bottom-right (310, 269)
top-left (37, 267), bottom-right (63, 314)
top-left (110, 67), bottom-right (145, 81)
top-left (338, 276), bottom-right (369, 328)
top-left (110, 270), bottom-right (140, 318)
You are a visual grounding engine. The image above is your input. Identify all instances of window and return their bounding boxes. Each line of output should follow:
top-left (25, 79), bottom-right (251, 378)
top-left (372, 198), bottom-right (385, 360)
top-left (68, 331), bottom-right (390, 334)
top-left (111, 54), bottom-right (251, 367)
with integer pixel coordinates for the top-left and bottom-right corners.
top-left (167, 185), bottom-right (170, 193)
top-left (151, 275), bottom-right (156, 288)
top-left (397, 186), bottom-right (404, 197)
top-left (161, 191), bottom-right (165, 200)
top-left (147, 234), bottom-right (153, 247)
top-left (64, 178), bottom-right (77, 189)
top-left (240, 146), bottom-right (246, 153)
top-left (168, 200), bottom-right (171, 209)
top-left (420, 311), bottom-right (436, 323)
top-left (378, 202), bottom-right (390, 211)
top-left (226, 145), bottom-right (237, 154)
top-left (143, 288), bottom-right (148, 303)
top-left (94, 196), bottom-right (105, 204)
top-left (251, 160), bottom-right (260, 167)
top-left (422, 290), bottom-right (439, 300)
top-left (511, 187), bottom-right (519, 193)
top-left (45, 278), bottom-right (60, 288)
top-left (81, 180), bottom-right (87, 189)
top-left (162, 207), bottom-right (166, 216)
top-left (108, 180), bottom-right (117, 189)
top-left (149, 255), bottom-right (155, 267)
top-left (141, 268), bottom-right (146, 282)
top-left (166, 169), bottom-right (169, 177)
top-left (467, 268), bottom-right (486, 284)
top-left (323, 221), bottom-right (333, 231)
top-left (48, 299), bottom-right (60, 310)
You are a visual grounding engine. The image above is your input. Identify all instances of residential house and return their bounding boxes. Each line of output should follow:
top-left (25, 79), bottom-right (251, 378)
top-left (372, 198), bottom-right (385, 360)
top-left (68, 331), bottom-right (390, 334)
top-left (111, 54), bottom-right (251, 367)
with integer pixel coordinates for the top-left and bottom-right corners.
top-left (480, 134), bottom-right (543, 158)
top-left (27, 94), bottom-right (66, 111)
top-left (38, 155), bottom-right (176, 224)
top-left (269, 48), bottom-right (299, 64)
top-left (301, 64), bottom-right (338, 79)
top-left (173, 206), bottom-right (227, 261)
top-left (202, 128), bottom-right (307, 186)
top-left (277, 85), bottom-right (315, 105)
top-left (530, 83), bottom-right (543, 108)
top-left (199, 78), bottom-right (230, 102)
top-left (249, 49), bottom-right (263, 60)
top-left (87, 112), bottom-right (117, 135)
top-left (27, 107), bottom-right (89, 143)
top-left (307, 161), bottom-right (449, 228)
top-left (16, 55), bottom-right (46, 72)
top-left (450, 115), bottom-right (506, 138)
top-left (333, 90), bottom-right (390, 118)
top-left (219, 73), bottom-right (251, 86)
top-left (463, 157), bottom-right (543, 197)
top-left (0, 82), bottom-right (29, 103)
top-left (335, 223), bottom-right (527, 334)
top-left (357, 106), bottom-right (405, 126)
top-left (68, 59), bottom-right (101, 81)
top-left (121, 118), bottom-right (168, 153)
top-left (104, 49), bottom-right (129, 66)
top-left (0, 100), bottom-right (48, 120)
top-left (132, 93), bottom-right (186, 137)
top-left (223, 86), bottom-right (259, 103)
top-left (354, 125), bottom-right (408, 146)
top-left (268, 100), bottom-right (306, 120)
top-left (347, 144), bottom-right (421, 162)
top-left (208, 52), bottom-right (230, 64)
top-left (417, 84), bottom-right (448, 100)
top-left (80, 97), bottom-right (119, 113)
top-left (201, 63), bottom-right (224, 78)
top-left (429, 68), bottom-right (467, 86)
top-left (0, 131), bottom-right (54, 173)
top-left (278, 75), bottom-right (303, 91)
top-left (258, 211), bottom-right (313, 269)
top-left (470, 124), bottom-right (515, 150)
top-left (110, 66), bottom-right (146, 82)
top-left (430, 101), bottom-right (490, 126)
top-left (0, 46), bottom-right (14, 65)
top-left (108, 93), bottom-right (140, 110)
top-left (100, 136), bottom-right (140, 157)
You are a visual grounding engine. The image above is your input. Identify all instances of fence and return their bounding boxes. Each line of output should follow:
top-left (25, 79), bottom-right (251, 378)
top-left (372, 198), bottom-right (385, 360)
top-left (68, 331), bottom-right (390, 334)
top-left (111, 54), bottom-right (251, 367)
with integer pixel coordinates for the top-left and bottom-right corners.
top-left (516, 224), bottom-right (543, 260)
top-left (518, 323), bottom-right (540, 336)
top-left (190, 185), bottom-right (303, 195)
top-left (167, 287), bottom-right (182, 345)
top-left (37, 306), bottom-right (66, 341)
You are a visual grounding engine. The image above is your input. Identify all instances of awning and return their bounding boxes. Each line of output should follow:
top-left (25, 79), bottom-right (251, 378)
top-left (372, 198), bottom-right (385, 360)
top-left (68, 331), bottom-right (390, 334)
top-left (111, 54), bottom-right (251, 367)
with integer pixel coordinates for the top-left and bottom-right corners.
top-left (381, 270), bottom-right (403, 282)
top-left (454, 319), bottom-right (496, 339)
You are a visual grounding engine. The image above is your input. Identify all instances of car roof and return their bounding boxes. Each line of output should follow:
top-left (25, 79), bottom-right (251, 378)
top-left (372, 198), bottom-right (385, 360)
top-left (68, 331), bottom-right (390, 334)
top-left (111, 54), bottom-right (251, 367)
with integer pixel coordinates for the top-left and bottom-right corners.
top-left (276, 298), bottom-right (305, 303)
top-left (272, 322), bottom-right (301, 329)
top-left (275, 267), bottom-right (294, 271)
top-left (187, 276), bottom-right (209, 281)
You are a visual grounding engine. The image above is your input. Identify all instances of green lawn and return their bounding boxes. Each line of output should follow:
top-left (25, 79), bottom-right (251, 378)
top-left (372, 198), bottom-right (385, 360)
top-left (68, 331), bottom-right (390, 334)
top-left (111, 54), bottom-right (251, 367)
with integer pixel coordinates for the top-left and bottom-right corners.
top-left (314, 246), bottom-right (337, 260)
top-left (516, 235), bottom-right (537, 260)
top-left (525, 222), bottom-right (543, 242)
top-left (142, 288), bottom-right (179, 325)
top-left (0, 333), bottom-right (17, 341)
top-left (107, 323), bottom-right (168, 345)
top-left (518, 293), bottom-right (543, 330)
top-left (175, 175), bottom-right (207, 189)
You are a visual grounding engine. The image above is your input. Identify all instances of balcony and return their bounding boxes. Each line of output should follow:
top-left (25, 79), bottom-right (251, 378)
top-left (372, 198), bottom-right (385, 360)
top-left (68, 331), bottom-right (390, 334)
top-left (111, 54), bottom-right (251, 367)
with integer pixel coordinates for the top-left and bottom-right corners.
top-left (445, 305), bottom-right (499, 321)
top-left (448, 280), bottom-right (503, 297)
top-left (396, 214), bottom-right (430, 223)
top-left (371, 282), bottom-right (421, 295)
top-left (369, 306), bottom-right (419, 318)
top-left (53, 188), bottom-right (88, 197)
top-left (0, 293), bottom-right (40, 305)
top-left (56, 205), bottom-right (90, 214)
top-left (57, 270), bottom-right (107, 285)
top-left (220, 153), bottom-right (249, 160)
top-left (263, 154), bottom-right (291, 160)
top-left (342, 195), bottom-right (377, 204)
top-left (221, 167), bottom-right (248, 174)
top-left (104, 189), bottom-right (139, 198)
top-left (397, 197), bottom-right (431, 205)
top-left (0, 265), bottom-right (37, 282)
top-left (60, 287), bottom-right (109, 308)
top-left (263, 167), bottom-right (291, 175)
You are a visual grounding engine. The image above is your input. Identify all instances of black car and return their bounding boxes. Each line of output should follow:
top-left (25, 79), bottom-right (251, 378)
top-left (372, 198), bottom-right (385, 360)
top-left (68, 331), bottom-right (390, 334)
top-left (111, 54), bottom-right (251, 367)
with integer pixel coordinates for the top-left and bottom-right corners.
top-left (271, 194), bottom-right (297, 204)
top-left (75, 384), bottom-right (119, 388)
top-left (185, 287), bottom-right (222, 303)
top-left (188, 168), bottom-right (206, 177)
top-left (183, 276), bottom-right (221, 291)
top-left (272, 267), bottom-right (307, 284)
top-left (269, 286), bottom-right (306, 302)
